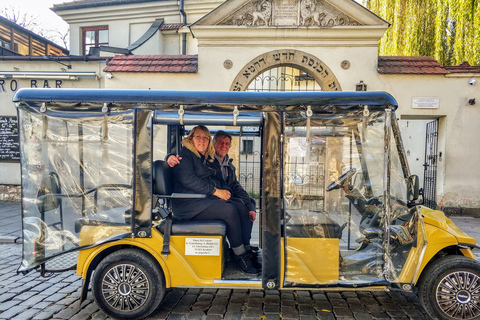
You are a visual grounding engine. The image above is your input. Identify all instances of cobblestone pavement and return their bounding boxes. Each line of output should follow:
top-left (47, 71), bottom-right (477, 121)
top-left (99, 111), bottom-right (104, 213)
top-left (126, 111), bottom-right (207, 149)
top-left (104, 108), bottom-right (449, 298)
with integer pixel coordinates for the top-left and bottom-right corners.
top-left (1, 202), bottom-right (480, 319)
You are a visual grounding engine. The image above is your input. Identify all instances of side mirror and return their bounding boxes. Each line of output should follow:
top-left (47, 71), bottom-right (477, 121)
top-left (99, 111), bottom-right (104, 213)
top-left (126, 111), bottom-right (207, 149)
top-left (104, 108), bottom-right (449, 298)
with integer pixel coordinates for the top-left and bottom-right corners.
top-left (407, 175), bottom-right (419, 206)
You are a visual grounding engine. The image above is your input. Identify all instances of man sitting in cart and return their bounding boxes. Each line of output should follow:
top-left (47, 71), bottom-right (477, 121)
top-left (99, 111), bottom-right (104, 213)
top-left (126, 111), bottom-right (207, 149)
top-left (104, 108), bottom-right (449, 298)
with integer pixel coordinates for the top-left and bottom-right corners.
top-left (168, 126), bottom-right (260, 274)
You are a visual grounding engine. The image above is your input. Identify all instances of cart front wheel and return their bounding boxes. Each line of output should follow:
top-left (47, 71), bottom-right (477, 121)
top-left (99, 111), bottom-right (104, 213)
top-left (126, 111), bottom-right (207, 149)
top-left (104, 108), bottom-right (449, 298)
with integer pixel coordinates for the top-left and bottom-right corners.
top-left (92, 248), bottom-right (165, 320)
top-left (418, 255), bottom-right (480, 320)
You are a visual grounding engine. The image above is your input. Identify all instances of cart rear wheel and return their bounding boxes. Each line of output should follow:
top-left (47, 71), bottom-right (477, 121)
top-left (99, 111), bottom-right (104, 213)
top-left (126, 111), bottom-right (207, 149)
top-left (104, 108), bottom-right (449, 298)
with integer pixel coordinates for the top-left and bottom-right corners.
top-left (418, 255), bottom-right (480, 320)
top-left (92, 249), bottom-right (165, 320)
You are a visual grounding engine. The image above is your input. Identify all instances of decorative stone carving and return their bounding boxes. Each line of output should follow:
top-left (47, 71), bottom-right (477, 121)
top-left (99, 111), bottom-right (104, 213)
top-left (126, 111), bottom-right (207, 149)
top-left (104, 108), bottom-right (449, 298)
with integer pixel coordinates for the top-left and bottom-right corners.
top-left (220, 0), bottom-right (360, 26)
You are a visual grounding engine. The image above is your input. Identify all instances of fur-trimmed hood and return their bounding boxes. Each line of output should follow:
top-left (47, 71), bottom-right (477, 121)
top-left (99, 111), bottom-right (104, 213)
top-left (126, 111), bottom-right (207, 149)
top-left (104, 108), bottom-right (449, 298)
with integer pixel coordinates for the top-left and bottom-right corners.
top-left (181, 137), bottom-right (215, 161)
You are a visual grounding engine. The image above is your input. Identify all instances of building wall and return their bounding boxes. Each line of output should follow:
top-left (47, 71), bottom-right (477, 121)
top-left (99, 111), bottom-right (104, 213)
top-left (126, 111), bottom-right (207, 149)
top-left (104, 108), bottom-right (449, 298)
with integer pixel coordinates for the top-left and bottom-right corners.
top-left (0, 60), bottom-right (108, 189)
top-left (2, 0), bottom-right (479, 212)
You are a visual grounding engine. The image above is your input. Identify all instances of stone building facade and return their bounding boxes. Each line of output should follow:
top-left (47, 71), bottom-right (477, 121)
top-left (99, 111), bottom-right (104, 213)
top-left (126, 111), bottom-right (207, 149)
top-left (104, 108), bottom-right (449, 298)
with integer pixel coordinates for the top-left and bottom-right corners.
top-left (1, 0), bottom-right (479, 215)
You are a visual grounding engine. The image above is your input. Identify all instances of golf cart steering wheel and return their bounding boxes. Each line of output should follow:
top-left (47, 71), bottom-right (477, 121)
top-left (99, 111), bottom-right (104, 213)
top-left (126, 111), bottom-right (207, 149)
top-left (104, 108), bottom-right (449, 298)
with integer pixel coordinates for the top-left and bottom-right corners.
top-left (326, 168), bottom-right (357, 192)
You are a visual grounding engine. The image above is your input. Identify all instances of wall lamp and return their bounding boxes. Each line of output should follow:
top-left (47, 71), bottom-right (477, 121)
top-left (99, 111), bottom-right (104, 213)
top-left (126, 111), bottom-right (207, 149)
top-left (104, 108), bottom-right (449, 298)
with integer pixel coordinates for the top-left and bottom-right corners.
top-left (356, 80), bottom-right (367, 91)
top-left (469, 77), bottom-right (476, 85)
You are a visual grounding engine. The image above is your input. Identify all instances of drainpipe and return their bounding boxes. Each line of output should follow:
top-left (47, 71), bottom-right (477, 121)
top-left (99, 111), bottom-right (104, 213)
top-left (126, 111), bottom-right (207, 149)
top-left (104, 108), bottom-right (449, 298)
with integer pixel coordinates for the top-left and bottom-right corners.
top-left (180, 0), bottom-right (187, 55)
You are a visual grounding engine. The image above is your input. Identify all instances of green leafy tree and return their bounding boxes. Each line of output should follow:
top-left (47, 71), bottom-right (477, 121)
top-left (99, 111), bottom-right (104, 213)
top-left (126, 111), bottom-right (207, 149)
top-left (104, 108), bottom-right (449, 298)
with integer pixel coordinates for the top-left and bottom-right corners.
top-left (363, 0), bottom-right (479, 65)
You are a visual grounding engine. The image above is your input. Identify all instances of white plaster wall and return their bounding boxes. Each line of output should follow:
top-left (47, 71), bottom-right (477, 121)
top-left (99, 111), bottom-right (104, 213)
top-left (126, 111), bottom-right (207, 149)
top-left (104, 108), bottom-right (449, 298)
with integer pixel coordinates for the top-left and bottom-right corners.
top-left (0, 60), bottom-right (107, 185)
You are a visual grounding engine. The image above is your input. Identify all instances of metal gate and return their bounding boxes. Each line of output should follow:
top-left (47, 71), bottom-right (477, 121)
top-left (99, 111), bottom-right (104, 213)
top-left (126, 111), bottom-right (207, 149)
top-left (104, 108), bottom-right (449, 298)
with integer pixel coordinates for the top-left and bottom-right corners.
top-left (423, 120), bottom-right (438, 209)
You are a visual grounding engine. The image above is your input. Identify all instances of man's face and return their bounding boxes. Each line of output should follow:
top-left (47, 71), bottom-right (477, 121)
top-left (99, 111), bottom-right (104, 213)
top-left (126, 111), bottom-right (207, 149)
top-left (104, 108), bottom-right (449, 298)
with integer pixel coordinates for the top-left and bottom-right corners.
top-left (214, 135), bottom-right (231, 158)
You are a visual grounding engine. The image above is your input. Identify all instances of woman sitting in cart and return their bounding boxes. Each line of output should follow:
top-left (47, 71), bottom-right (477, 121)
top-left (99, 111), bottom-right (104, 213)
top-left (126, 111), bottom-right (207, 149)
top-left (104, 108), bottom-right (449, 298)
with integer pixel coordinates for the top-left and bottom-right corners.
top-left (171, 125), bottom-right (259, 275)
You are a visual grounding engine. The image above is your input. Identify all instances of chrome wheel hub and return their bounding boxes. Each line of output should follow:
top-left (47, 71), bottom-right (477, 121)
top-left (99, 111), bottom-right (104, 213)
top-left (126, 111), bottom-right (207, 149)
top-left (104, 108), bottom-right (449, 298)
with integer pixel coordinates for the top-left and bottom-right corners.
top-left (101, 263), bottom-right (150, 311)
top-left (436, 271), bottom-right (480, 319)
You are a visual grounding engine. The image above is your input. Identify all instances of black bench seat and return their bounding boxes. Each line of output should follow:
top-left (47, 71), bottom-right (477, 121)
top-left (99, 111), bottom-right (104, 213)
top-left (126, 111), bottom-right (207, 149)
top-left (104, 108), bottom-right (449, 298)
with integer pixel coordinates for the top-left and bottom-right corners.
top-left (156, 219), bottom-right (226, 237)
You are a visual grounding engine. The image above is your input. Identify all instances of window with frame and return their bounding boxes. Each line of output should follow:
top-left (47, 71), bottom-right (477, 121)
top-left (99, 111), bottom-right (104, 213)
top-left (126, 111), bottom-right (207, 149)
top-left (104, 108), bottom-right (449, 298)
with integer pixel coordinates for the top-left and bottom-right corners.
top-left (82, 26), bottom-right (108, 55)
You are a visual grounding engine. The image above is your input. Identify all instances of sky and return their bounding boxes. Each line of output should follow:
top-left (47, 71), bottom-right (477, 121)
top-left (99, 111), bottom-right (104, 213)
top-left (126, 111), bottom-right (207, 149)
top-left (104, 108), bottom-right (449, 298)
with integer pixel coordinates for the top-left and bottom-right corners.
top-left (1, 0), bottom-right (69, 47)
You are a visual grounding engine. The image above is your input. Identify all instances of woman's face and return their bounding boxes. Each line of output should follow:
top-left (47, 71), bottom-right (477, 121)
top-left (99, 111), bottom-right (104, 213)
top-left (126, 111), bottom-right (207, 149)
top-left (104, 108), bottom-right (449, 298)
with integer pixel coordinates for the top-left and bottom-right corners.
top-left (191, 128), bottom-right (210, 155)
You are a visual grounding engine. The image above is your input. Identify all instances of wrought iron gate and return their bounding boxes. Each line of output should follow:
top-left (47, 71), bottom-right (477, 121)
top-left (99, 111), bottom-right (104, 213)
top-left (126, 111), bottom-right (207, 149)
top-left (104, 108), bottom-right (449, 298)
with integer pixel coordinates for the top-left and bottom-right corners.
top-left (423, 120), bottom-right (438, 209)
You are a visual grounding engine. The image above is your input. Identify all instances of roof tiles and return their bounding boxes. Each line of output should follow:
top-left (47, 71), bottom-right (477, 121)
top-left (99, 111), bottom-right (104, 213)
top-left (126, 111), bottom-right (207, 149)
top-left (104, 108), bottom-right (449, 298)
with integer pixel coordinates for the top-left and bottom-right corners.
top-left (378, 56), bottom-right (480, 75)
top-left (378, 56), bottom-right (447, 74)
top-left (104, 54), bottom-right (198, 73)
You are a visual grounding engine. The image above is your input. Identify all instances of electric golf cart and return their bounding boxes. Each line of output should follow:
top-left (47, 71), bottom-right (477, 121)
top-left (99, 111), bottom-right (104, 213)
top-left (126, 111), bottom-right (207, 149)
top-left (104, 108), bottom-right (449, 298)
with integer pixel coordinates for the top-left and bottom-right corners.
top-left (14, 88), bottom-right (480, 319)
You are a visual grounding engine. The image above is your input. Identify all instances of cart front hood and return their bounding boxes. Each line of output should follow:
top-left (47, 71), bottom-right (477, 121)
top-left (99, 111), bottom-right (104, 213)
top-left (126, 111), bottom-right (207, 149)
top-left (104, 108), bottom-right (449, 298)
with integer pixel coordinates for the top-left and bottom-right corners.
top-left (420, 206), bottom-right (477, 246)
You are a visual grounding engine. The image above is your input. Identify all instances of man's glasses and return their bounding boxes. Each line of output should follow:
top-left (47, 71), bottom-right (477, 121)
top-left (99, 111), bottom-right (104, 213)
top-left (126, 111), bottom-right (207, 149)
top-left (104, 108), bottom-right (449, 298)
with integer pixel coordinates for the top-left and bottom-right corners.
top-left (193, 135), bottom-right (209, 141)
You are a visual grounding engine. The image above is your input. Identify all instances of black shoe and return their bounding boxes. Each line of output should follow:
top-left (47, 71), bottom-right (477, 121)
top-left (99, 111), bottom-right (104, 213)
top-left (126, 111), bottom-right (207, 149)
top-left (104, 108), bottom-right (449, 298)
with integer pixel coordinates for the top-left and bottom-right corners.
top-left (248, 250), bottom-right (262, 270)
top-left (233, 252), bottom-right (258, 274)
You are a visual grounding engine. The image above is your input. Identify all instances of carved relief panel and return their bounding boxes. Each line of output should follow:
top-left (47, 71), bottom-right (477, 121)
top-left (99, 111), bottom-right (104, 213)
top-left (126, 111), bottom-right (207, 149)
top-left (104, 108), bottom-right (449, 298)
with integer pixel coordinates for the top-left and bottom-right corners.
top-left (220, 0), bottom-right (360, 26)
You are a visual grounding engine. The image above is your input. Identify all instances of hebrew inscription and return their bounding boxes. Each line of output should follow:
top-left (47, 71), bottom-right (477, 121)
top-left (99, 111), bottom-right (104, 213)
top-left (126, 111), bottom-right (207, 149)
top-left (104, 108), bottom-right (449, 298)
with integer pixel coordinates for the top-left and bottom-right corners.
top-left (230, 49), bottom-right (341, 91)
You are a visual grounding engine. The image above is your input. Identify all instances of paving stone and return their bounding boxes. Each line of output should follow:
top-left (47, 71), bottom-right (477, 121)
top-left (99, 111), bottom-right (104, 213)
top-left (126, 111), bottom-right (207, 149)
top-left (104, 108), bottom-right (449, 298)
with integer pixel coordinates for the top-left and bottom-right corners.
top-left (246, 298), bottom-right (262, 308)
top-left (281, 299), bottom-right (296, 306)
top-left (212, 297), bottom-right (228, 306)
top-left (179, 294), bottom-right (198, 305)
top-left (192, 300), bottom-right (211, 311)
top-left (30, 301), bottom-right (53, 310)
top-left (281, 305), bottom-right (299, 318)
top-left (90, 310), bottom-right (109, 320)
top-left (223, 310), bottom-right (242, 320)
top-left (186, 310), bottom-right (205, 319)
top-left (346, 297), bottom-right (362, 305)
top-left (0, 299), bottom-right (21, 312)
top-left (281, 292), bottom-right (295, 300)
top-left (316, 309), bottom-right (336, 320)
top-left (230, 292), bottom-right (247, 303)
top-left (43, 293), bottom-right (67, 303)
top-left (69, 303), bottom-right (100, 320)
top-left (332, 307), bottom-right (353, 317)
top-left (329, 298), bottom-right (348, 307)
top-left (165, 314), bottom-right (186, 320)
top-left (207, 305), bottom-right (227, 315)
top-left (13, 308), bottom-right (41, 320)
top-left (226, 302), bottom-right (243, 312)
top-left (341, 292), bottom-right (358, 298)
top-left (243, 307), bottom-right (264, 318)
top-left (326, 292), bottom-right (343, 299)
top-left (298, 304), bottom-right (316, 315)
top-left (0, 305), bottom-right (25, 319)
top-left (172, 305), bottom-right (191, 314)
top-left (202, 288), bottom-right (218, 294)
top-left (264, 304), bottom-right (280, 314)
top-left (205, 315), bottom-right (223, 320)
top-left (0, 292), bottom-right (15, 303)
top-left (369, 311), bottom-right (390, 319)
top-left (186, 288), bottom-right (202, 295)
top-left (32, 304), bottom-right (64, 320)
top-left (249, 291), bottom-right (264, 298)
top-left (217, 289), bottom-right (232, 296)
top-left (312, 293), bottom-right (328, 301)
top-left (53, 305), bottom-right (81, 319)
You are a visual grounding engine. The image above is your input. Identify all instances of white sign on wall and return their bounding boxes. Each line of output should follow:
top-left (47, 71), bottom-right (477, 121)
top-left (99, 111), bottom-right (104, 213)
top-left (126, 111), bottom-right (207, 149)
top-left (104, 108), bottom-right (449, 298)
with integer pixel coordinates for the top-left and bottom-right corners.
top-left (412, 97), bottom-right (440, 109)
top-left (185, 238), bottom-right (220, 256)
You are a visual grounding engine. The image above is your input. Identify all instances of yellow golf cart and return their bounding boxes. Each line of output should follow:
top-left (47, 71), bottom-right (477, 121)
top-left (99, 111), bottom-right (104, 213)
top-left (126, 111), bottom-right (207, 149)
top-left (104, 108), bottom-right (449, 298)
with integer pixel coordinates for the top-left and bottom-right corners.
top-left (14, 89), bottom-right (480, 319)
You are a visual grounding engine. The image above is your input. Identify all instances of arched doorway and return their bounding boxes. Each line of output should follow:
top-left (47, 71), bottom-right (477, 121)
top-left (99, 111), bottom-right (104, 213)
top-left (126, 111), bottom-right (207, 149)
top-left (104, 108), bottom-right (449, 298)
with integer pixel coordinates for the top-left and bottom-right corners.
top-left (231, 49), bottom-right (342, 213)
top-left (230, 49), bottom-right (341, 92)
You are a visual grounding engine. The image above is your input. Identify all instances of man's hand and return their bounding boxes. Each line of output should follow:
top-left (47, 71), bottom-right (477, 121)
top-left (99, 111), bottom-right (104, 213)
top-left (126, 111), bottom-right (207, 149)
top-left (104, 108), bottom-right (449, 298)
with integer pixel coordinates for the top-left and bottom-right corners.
top-left (167, 155), bottom-right (182, 167)
top-left (249, 210), bottom-right (256, 222)
top-left (213, 188), bottom-right (231, 201)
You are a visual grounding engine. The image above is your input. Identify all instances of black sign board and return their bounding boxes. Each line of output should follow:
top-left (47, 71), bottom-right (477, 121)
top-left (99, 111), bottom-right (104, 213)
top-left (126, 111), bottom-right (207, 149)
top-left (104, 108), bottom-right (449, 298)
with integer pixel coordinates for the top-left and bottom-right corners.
top-left (0, 116), bottom-right (20, 162)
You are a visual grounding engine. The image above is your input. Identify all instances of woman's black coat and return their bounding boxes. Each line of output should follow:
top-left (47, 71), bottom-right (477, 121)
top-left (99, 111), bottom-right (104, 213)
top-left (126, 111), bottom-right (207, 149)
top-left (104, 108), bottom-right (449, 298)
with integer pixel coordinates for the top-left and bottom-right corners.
top-left (171, 142), bottom-right (219, 220)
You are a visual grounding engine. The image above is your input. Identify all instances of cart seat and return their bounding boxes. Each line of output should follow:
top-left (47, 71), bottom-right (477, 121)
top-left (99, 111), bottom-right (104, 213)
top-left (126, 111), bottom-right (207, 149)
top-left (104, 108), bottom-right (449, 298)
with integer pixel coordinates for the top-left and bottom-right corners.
top-left (153, 159), bottom-right (226, 237)
top-left (156, 219), bottom-right (226, 236)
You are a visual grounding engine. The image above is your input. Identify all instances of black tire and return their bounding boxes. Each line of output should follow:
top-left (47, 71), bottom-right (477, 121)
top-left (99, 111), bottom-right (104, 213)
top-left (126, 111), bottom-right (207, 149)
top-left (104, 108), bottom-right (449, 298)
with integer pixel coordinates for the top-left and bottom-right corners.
top-left (92, 248), bottom-right (165, 320)
top-left (418, 255), bottom-right (480, 320)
